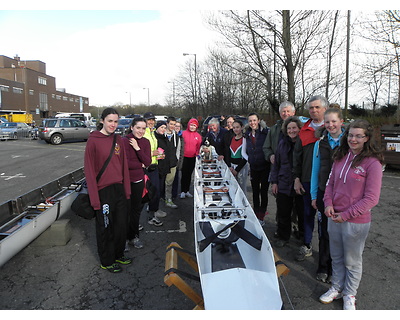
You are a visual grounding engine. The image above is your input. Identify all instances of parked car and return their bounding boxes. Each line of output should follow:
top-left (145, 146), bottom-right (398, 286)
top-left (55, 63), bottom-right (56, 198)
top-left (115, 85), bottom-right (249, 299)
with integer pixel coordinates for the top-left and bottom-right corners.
top-left (39, 118), bottom-right (93, 145)
top-left (0, 122), bottom-right (32, 139)
top-left (201, 115), bottom-right (248, 136)
top-left (0, 117), bottom-right (9, 124)
top-left (115, 118), bottom-right (132, 136)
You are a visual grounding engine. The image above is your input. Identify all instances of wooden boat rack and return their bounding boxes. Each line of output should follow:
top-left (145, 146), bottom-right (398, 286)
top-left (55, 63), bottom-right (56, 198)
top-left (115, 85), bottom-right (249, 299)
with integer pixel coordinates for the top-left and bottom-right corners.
top-left (164, 242), bottom-right (290, 310)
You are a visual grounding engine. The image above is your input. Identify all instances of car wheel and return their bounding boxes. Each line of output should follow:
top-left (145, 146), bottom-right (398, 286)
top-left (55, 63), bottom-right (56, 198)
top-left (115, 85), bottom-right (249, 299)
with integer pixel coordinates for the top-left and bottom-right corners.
top-left (50, 134), bottom-right (63, 145)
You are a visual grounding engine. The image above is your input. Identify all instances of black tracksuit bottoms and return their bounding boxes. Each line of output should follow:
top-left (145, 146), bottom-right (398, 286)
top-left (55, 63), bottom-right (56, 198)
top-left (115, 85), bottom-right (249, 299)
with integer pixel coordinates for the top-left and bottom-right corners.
top-left (96, 183), bottom-right (128, 266)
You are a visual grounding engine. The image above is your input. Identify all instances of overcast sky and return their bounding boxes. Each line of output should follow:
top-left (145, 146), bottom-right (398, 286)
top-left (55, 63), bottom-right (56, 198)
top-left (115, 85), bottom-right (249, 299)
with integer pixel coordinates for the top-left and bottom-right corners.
top-left (1, 2), bottom-right (396, 107)
top-left (1, 9), bottom-right (223, 106)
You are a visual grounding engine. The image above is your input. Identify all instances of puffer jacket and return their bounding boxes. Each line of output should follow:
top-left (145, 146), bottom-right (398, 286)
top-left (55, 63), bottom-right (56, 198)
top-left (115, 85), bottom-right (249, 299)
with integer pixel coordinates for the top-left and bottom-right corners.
top-left (245, 120), bottom-right (269, 171)
top-left (270, 135), bottom-right (298, 196)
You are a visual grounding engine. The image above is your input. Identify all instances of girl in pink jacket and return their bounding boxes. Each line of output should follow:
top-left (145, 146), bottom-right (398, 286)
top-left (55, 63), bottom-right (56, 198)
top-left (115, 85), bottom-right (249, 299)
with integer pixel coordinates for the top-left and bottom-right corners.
top-left (320, 119), bottom-right (384, 310)
top-left (180, 118), bottom-right (202, 198)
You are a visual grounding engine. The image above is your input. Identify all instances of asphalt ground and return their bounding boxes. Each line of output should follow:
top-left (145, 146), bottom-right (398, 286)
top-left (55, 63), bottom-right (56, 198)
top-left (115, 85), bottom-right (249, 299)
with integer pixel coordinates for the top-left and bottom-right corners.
top-left (0, 138), bottom-right (399, 314)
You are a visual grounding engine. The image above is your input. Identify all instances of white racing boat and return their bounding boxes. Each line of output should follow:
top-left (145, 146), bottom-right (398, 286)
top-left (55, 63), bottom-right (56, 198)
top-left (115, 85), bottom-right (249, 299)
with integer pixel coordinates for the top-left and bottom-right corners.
top-left (193, 157), bottom-right (283, 310)
top-left (0, 168), bottom-right (85, 267)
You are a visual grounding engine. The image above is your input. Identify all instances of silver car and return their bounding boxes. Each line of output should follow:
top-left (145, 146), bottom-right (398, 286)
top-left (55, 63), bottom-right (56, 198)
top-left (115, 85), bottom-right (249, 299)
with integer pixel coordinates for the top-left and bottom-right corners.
top-left (0, 122), bottom-right (32, 139)
top-left (39, 118), bottom-right (92, 145)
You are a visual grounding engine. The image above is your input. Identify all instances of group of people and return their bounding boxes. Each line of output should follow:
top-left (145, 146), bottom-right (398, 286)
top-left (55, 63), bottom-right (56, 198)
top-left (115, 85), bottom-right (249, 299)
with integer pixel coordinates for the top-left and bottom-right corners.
top-left (266, 96), bottom-right (383, 310)
top-left (84, 94), bottom-right (383, 310)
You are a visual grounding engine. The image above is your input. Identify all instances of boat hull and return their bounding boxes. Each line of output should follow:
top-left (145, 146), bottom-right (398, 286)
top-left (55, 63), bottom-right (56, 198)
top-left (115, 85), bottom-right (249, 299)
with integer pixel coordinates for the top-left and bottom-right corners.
top-left (0, 168), bottom-right (84, 267)
top-left (193, 158), bottom-right (282, 310)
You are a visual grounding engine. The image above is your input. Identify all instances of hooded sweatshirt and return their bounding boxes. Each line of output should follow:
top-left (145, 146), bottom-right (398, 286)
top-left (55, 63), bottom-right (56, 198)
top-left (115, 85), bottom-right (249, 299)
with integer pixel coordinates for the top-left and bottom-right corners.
top-left (84, 131), bottom-right (131, 210)
top-left (323, 151), bottom-right (382, 223)
top-left (122, 132), bottom-right (152, 183)
top-left (182, 119), bottom-right (202, 157)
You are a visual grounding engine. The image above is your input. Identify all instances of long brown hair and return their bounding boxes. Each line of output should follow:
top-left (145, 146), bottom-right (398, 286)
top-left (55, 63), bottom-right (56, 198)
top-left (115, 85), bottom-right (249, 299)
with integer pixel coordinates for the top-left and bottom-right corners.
top-left (333, 119), bottom-right (384, 167)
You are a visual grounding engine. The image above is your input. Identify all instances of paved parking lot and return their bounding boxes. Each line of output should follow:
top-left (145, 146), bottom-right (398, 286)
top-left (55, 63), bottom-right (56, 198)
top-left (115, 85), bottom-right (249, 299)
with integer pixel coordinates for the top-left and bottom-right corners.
top-left (0, 139), bottom-right (399, 311)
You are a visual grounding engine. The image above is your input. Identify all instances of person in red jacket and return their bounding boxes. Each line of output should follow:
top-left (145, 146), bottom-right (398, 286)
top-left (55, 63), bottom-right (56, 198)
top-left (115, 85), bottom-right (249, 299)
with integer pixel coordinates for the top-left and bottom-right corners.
top-left (84, 108), bottom-right (131, 273)
top-left (122, 117), bottom-right (151, 250)
top-left (180, 118), bottom-right (202, 198)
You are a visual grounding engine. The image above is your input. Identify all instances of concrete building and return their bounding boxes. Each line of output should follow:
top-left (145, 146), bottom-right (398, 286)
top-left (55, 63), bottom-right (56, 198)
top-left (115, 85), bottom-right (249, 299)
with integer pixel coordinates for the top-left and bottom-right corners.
top-left (0, 55), bottom-right (89, 123)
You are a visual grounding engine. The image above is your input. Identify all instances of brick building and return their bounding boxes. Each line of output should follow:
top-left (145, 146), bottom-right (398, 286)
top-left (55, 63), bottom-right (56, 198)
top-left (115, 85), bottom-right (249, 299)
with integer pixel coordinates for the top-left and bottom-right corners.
top-left (0, 55), bottom-right (89, 122)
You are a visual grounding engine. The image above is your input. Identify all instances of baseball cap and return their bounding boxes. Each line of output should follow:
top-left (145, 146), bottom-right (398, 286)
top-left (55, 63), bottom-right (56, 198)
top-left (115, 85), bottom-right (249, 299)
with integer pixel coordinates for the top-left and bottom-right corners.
top-left (143, 112), bottom-right (156, 120)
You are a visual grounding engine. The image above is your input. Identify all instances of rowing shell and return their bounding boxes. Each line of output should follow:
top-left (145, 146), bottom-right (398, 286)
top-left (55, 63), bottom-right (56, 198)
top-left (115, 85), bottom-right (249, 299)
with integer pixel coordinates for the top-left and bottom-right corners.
top-left (193, 157), bottom-right (283, 310)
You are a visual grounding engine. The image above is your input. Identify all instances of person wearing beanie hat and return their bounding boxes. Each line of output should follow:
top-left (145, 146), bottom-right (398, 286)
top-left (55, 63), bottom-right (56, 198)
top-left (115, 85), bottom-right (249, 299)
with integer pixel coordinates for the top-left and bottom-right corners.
top-left (180, 118), bottom-right (202, 199)
top-left (155, 120), bottom-right (167, 130)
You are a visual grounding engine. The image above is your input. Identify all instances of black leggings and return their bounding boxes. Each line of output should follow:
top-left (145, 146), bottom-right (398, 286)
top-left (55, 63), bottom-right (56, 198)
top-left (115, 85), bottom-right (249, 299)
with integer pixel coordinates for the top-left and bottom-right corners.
top-left (250, 166), bottom-right (270, 214)
top-left (180, 157), bottom-right (196, 193)
top-left (127, 180), bottom-right (145, 240)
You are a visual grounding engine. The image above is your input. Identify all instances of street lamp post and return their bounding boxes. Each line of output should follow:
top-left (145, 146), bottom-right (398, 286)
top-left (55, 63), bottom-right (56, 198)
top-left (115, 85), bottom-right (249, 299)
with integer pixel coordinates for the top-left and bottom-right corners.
top-left (143, 88), bottom-right (150, 106)
top-left (125, 91), bottom-right (131, 108)
top-left (183, 53), bottom-right (197, 105)
top-left (168, 81), bottom-right (175, 107)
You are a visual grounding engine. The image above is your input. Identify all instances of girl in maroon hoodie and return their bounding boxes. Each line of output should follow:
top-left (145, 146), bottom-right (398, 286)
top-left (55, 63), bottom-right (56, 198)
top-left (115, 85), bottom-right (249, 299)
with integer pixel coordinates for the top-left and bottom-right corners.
top-left (84, 108), bottom-right (131, 273)
top-left (122, 117), bottom-right (151, 250)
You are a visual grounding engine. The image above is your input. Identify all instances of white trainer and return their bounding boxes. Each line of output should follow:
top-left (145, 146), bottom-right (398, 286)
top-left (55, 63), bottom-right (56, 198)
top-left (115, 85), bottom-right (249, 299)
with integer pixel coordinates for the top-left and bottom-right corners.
top-left (185, 192), bottom-right (193, 198)
top-left (155, 209), bottom-right (167, 218)
top-left (180, 192), bottom-right (186, 199)
top-left (319, 287), bottom-right (343, 304)
top-left (343, 295), bottom-right (356, 310)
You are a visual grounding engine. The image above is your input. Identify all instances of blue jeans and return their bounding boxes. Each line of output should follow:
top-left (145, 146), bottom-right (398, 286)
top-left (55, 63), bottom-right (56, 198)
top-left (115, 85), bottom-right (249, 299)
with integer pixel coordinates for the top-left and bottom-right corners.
top-left (328, 219), bottom-right (370, 296)
top-left (302, 182), bottom-right (316, 245)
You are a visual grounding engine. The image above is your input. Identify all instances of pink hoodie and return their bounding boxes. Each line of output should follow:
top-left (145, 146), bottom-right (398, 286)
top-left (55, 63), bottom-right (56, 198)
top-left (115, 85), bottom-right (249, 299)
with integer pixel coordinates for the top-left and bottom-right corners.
top-left (182, 118), bottom-right (202, 157)
top-left (323, 151), bottom-right (383, 223)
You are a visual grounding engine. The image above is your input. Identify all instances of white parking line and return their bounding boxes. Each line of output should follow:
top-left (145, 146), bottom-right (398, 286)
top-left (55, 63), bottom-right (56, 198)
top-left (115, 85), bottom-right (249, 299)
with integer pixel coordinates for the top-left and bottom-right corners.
top-left (145, 220), bottom-right (187, 234)
top-left (0, 173), bottom-right (26, 180)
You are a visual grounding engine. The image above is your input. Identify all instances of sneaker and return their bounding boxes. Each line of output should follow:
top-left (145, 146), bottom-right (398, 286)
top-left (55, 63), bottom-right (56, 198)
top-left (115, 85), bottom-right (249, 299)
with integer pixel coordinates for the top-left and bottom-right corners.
top-left (295, 244), bottom-right (312, 261)
top-left (275, 239), bottom-right (289, 248)
top-left (132, 237), bottom-right (144, 249)
top-left (165, 199), bottom-right (178, 208)
top-left (185, 192), bottom-right (193, 198)
top-left (319, 287), bottom-right (343, 304)
top-left (124, 240), bottom-right (130, 252)
top-left (138, 224), bottom-right (144, 231)
top-left (148, 216), bottom-right (163, 226)
top-left (101, 263), bottom-right (122, 273)
top-left (155, 209), bottom-right (167, 218)
top-left (316, 273), bottom-right (328, 283)
top-left (115, 256), bottom-right (132, 265)
top-left (180, 192), bottom-right (186, 199)
top-left (343, 295), bottom-right (356, 310)
top-left (259, 219), bottom-right (265, 227)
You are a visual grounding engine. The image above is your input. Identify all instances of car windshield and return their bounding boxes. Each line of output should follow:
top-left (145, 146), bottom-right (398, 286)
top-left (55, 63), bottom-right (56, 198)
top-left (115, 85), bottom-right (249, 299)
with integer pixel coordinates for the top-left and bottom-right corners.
top-left (0, 123), bottom-right (17, 128)
top-left (119, 119), bottom-right (131, 125)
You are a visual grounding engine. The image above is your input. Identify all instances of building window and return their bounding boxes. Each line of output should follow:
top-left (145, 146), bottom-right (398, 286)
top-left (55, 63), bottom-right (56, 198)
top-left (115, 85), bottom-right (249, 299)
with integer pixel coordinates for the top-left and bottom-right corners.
top-left (38, 76), bottom-right (47, 85)
top-left (69, 97), bottom-right (74, 102)
top-left (29, 89), bottom-right (34, 95)
top-left (13, 87), bottom-right (23, 94)
top-left (52, 94), bottom-right (55, 99)
top-left (63, 96), bottom-right (68, 101)
top-left (39, 92), bottom-right (48, 111)
top-left (0, 85), bottom-right (9, 92)
top-left (56, 95), bottom-right (61, 100)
